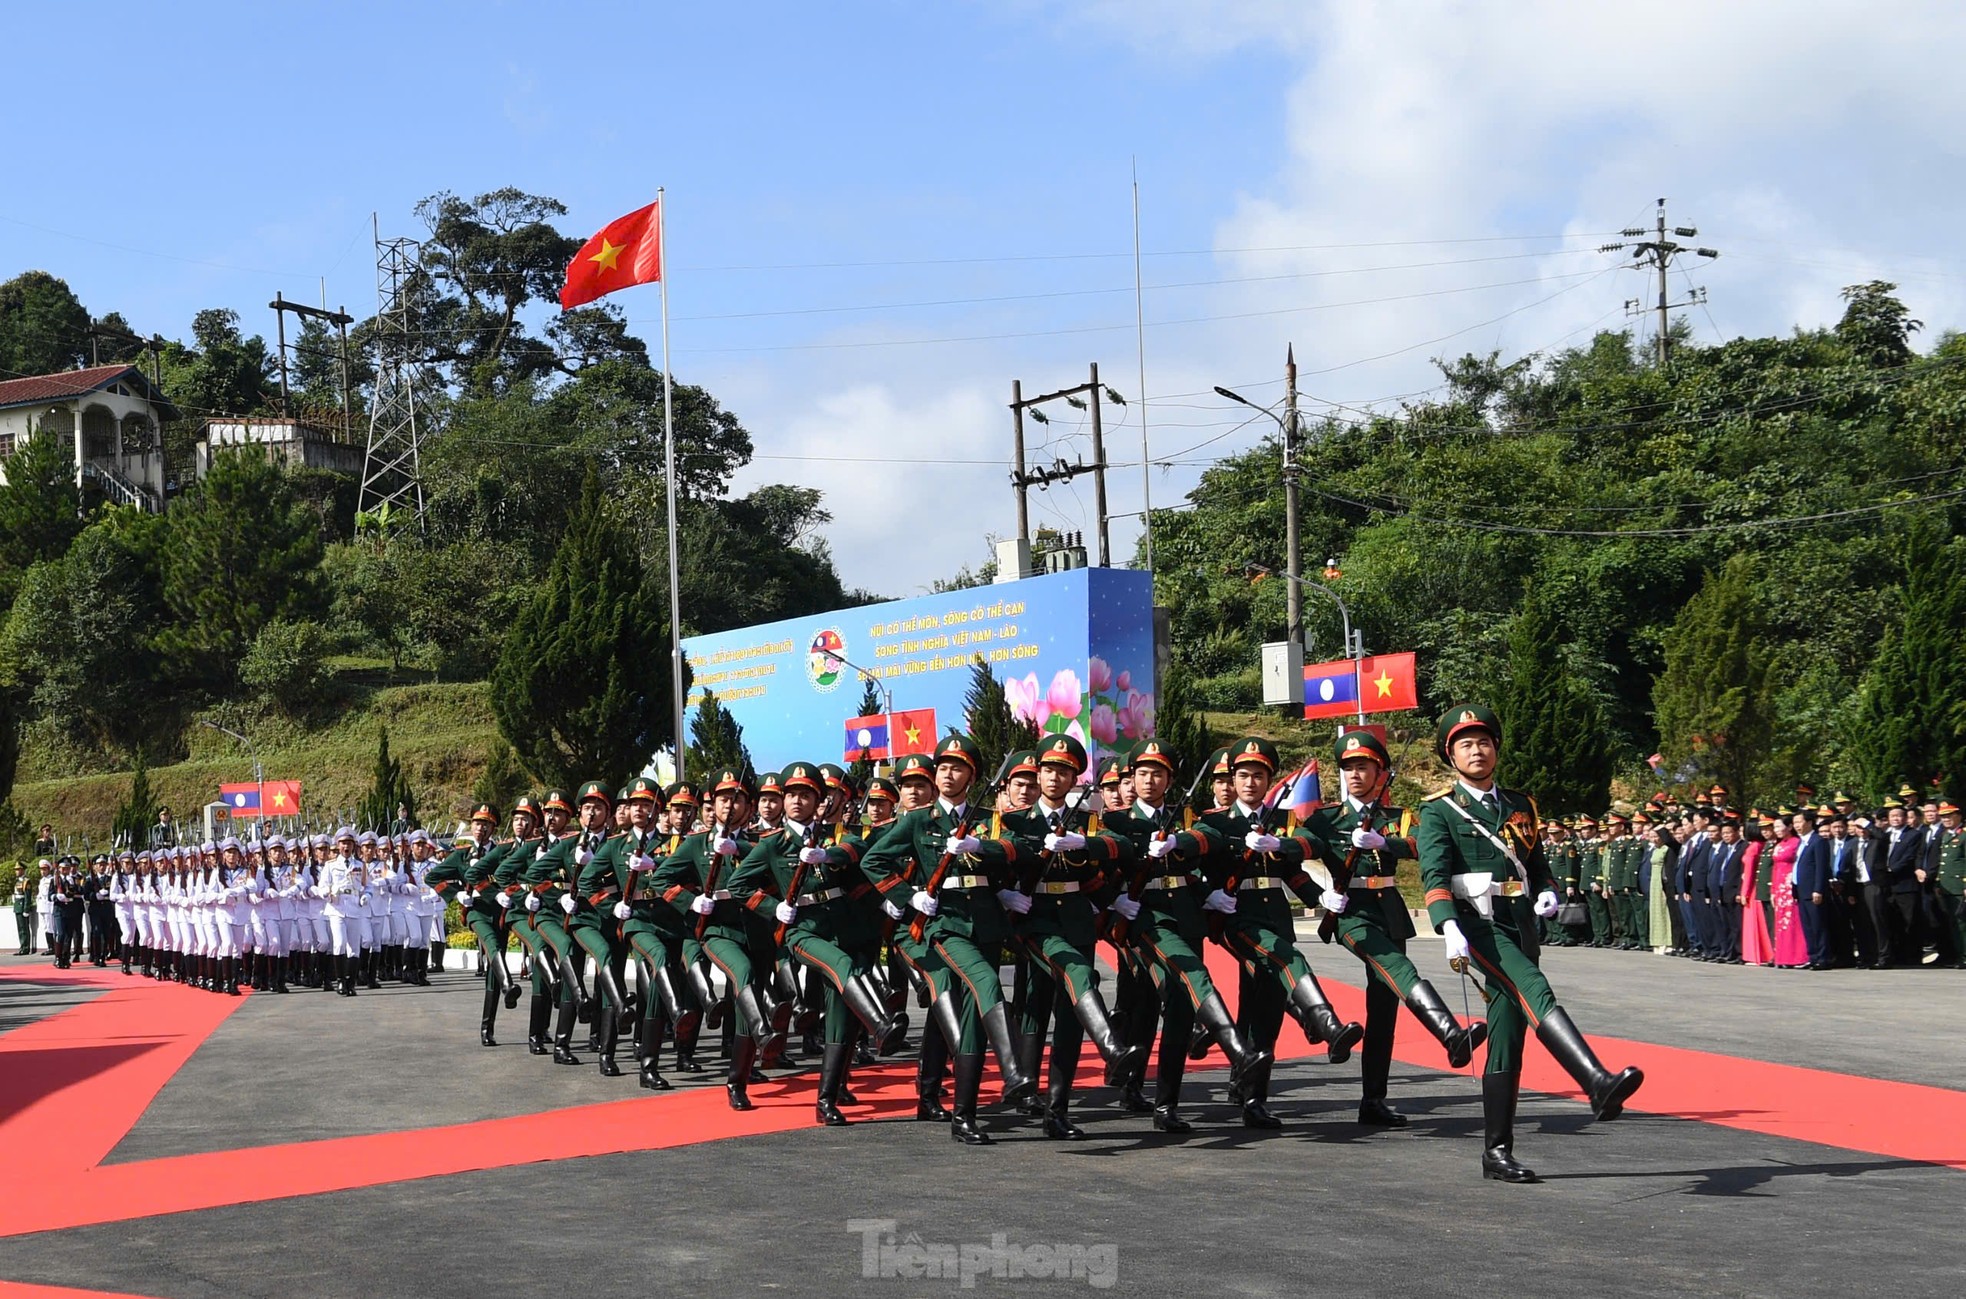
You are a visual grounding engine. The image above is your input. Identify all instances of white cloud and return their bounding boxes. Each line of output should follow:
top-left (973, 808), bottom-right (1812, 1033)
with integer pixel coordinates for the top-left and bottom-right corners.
top-left (731, 1), bottom-right (1966, 594)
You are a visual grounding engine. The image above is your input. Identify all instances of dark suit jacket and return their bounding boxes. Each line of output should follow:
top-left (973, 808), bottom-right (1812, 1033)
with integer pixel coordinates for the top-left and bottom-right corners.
top-left (1792, 834), bottom-right (1831, 897)
top-left (1858, 834), bottom-right (1890, 888)
top-left (1715, 841), bottom-right (1744, 898)
top-left (1679, 835), bottom-right (1713, 898)
top-left (1885, 826), bottom-right (1927, 893)
top-left (1919, 824), bottom-right (1946, 875)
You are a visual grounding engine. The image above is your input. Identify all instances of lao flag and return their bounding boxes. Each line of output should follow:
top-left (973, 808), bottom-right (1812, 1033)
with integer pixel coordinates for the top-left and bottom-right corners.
top-left (1303, 659), bottom-right (1361, 719)
top-left (844, 715), bottom-right (891, 762)
top-left (220, 783), bottom-right (260, 814)
top-left (1274, 763), bottom-right (1324, 819)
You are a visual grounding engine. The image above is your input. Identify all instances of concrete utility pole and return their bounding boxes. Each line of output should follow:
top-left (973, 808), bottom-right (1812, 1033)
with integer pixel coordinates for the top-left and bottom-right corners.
top-left (1600, 198), bottom-right (1720, 365)
top-left (268, 295), bottom-right (355, 422)
top-left (1283, 346), bottom-right (1302, 651)
top-left (1009, 364), bottom-right (1123, 568)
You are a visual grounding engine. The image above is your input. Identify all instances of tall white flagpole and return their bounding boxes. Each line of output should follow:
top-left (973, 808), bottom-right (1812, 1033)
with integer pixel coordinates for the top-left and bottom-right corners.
top-left (1133, 160), bottom-right (1153, 572)
top-left (657, 187), bottom-right (688, 781)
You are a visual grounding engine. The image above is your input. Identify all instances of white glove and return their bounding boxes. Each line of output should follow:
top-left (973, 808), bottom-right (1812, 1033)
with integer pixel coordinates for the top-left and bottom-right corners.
top-left (997, 889), bottom-right (1033, 915)
top-left (98, 889), bottom-right (111, 901)
top-left (1045, 831), bottom-right (1087, 852)
top-left (882, 899), bottom-right (906, 920)
top-left (1320, 888), bottom-right (1349, 915)
top-left (574, 847), bottom-right (593, 867)
top-left (1534, 889), bottom-right (1560, 918)
top-left (634, 854), bottom-right (656, 872)
top-left (1244, 831), bottom-right (1282, 853)
top-left (691, 895), bottom-right (717, 915)
top-left (1110, 894), bottom-right (1142, 921)
top-left (612, 901), bottom-right (632, 921)
top-left (496, 891), bottom-right (513, 909)
top-left (460, 890), bottom-right (475, 904)
top-left (523, 894), bottom-right (541, 912)
top-left (945, 834), bottom-right (982, 856)
top-left (1146, 835), bottom-right (1175, 860)
top-left (911, 891), bottom-right (939, 917)
top-left (714, 836), bottom-right (741, 857)
top-left (1350, 827), bottom-right (1387, 850)
top-left (1442, 918), bottom-right (1471, 969)
top-left (359, 892), bottom-right (371, 907)
top-left (775, 901), bottom-right (798, 925)
top-left (798, 845), bottom-right (829, 865)
top-left (559, 894), bottom-right (577, 914)
top-left (1202, 888), bottom-right (1238, 914)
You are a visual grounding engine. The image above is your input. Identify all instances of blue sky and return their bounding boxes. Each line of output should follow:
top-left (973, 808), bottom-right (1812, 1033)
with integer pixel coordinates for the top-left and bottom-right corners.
top-left (7, 1), bottom-right (1964, 595)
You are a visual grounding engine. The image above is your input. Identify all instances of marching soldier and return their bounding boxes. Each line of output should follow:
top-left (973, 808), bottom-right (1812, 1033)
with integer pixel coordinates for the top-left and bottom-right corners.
top-left (1417, 705), bottom-right (1643, 1183)
top-left (1101, 739), bottom-right (1270, 1133)
top-left (860, 735), bottom-right (1034, 1144)
top-left (561, 782), bottom-right (628, 1076)
top-left (423, 807), bottom-right (514, 1045)
top-left (996, 734), bottom-right (1145, 1139)
top-left (732, 761), bottom-right (903, 1125)
top-left (524, 790), bottom-right (594, 1066)
top-left (611, 774), bottom-right (706, 1088)
top-left (1299, 729), bottom-right (1486, 1126)
top-left (867, 751), bottom-right (961, 1123)
top-left (1195, 736), bottom-right (1364, 1128)
top-left (490, 798), bottom-right (557, 1054)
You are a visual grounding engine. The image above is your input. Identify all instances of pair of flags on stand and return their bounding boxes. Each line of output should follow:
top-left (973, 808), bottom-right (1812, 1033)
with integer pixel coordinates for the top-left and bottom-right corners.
top-left (218, 782), bottom-right (302, 818)
top-left (1303, 652), bottom-right (1418, 720)
top-left (844, 709), bottom-right (938, 762)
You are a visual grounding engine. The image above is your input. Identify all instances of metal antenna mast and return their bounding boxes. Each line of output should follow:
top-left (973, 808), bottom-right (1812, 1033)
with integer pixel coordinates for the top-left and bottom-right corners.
top-left (360, 214), bottom-right (426, 520)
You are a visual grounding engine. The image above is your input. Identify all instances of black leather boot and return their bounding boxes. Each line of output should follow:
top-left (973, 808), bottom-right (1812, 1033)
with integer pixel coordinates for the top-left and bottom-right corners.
top-left (842, 972), bottom-right (905, 1055)
top-left (1358, 1097), bottom-right (1407, 1126)
top-left (726, 1035), bottom-right (758, 1110)
top-left (551, 991), bottom-right (582, 1066)
top-left (1012, 1028), bottom-right (1047, 1118)
top-left (1241, 1058), bottom-right (1283, 1129)
top-left (480, 972), bottom-right (501, 1047)
top-left (1405, 979), bottom-right (1487, 1069)
top-left (1195, 991), bottom-right (1271, 1088)
top-left (1072, 988), bottom-right (1145, 1075)
top-left (1481, 1072), bottom-right (1537, 1183)
top-left (596, 1002), bottom-right (623, 1077)
top-left (1043, 1043), bottom-right (1085, 1140)
top-left (1151, 1043), bottom-right (1192, 1133)
top-left (980, 1003), bottom-right (1037, 1107)
top-left (949, 1052), bottom-right (991, 1144)
top-left (1536, 1006), bottom-right (1643, 1120)
top-left (816, 1042), bottom-right (852, 1126)
top-left (1285, 973), bottom-right (1363, 1063)
top-left (527, 995), bottom-right (552, 1055)
top-left (917, 993), bottom-right (957, 1120)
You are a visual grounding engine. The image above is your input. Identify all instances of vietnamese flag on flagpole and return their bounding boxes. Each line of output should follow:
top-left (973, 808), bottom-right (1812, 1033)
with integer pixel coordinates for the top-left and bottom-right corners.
top-left (560, 200), bottom-right (663, 309)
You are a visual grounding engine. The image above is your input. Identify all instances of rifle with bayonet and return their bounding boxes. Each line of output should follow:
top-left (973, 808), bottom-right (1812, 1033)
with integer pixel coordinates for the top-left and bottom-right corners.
top-left (1105, 758), bottom-right (1208, 946)
top-left (906, 750), bottom-right (1019, 945)
top-left (1318, 761), bottom-right (1393, 944)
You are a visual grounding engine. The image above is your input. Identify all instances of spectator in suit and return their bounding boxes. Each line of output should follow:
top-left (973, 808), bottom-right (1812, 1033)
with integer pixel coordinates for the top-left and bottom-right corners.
top-left (1850, 815), bottom-right (1891, 968)
top-left (1883, 802), bottom-right (1926, 964)
top-left (1822, 812), bottom-right (1860, 968)
top-left (1915, 800), bottom-right (1946, 962)
top-left (1712, 814), bottom-right (1745, 963)
top-left (1790, 807), bottom-right (1832, 971)
top-left (1677, 809), bottom-right (1715, 960)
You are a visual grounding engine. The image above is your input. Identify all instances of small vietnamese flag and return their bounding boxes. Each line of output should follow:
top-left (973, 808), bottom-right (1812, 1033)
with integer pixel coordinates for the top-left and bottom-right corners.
top-left (560, 200), bottom-right (663, 309)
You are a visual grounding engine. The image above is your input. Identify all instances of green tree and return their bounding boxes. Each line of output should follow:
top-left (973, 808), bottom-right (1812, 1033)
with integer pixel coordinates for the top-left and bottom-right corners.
top-left (960, 656), bottom-right (1038, 784)
top-left (1498, 586), bottom-right (1611, 812)
top-left (1854, 520), bottom-right (1966, 797)
top-left (357, 726), bottom-right (416, 832)
top-left (0, 271), bottom-right (91, 377)
top-left (488, 465), bottom-right (677, 789)
top-left (158, 451), bottom-right (324, 689)
top-left (157, 308), bottom-right (276, 418)
top-left (0, 422), bottom-right (84, 600)
top-left (686, 689), bottom-right (751, 779)
top-left (111, 750), bottom-right (160, 850)
top-left (1652, 556), bottom-right (1776, 801)
top-left (238, 620), bottom-right (334, 718)
top-left (1836, 281), bottom-right (1922, 368)
top-left (472, 740), bottom-right (530, 814)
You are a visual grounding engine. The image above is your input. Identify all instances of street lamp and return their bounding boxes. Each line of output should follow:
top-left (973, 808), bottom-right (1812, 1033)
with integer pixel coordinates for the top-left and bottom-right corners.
top-left (199, 720), bottom-right (265, 838)
top-left (1245, 562), bottom-right (1365, 724)
top-left (1215, 384), bottom-right (1304, 650)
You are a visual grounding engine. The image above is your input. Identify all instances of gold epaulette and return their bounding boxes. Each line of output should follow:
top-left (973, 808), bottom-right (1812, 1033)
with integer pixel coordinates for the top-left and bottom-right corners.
top-left (1422, 787), bottom-right (1454, 803)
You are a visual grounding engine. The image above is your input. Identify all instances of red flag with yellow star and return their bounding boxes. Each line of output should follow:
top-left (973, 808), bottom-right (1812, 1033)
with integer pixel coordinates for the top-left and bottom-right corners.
top-left (560, 200), bottom-right (663, 309)
top-left (1356, 652), bottom-right (1418, 713)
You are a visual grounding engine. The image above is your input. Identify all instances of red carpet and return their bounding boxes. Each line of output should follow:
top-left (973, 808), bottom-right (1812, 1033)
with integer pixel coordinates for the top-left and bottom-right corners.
top-left (0, 949), bottom-right (1960, 1242)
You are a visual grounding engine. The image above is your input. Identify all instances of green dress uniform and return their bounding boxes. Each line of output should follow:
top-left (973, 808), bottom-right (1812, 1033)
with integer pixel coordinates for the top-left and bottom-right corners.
top-left (657, 819), bottom-right (780, 1107)
top-left (520, 823), bottom-right (591, 1065)
top-left (994, 736), bottom-right (1144, 1139)
top-left (1101, 738), bottom-right (1270, 1133)
top-left (1298, 731), bottom-right (1487, 1126)
top-left (857, 735), bottom-right (1031, 1144)
top-left (1550, 834), bottom-right (1582, 946)
top-left (729, 807), bottom-right (898, 1126)
top-left (608, 820), bottom-right (700, 1087)
top-left (1582, 830), bottom-right (1611, 946)
top-left (1937, 819), bottom-right (1966, 967)
top-left (13, 868), bottom-right (36, 955)
top-left (1418, 705), bottom-right (1644, 1184)
top-left (567, 794), bottom-right (631, 1076)
top-left (424, 833), bottom-right (513, 1046)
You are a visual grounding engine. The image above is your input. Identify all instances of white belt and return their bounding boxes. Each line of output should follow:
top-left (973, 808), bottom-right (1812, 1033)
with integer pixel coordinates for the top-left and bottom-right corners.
top-left (943, 874), bottom-right (991, 890)
top-left (1451, 872), bottom-right (1523, 919)
top-left (1351, 875), bottom-right (1399, 890)
top-left (1238, 876), bottom-right (1286, 891)
top-left (707, 889), bottom-right (733, 901)
top-left (1037, 880), bottom-right (1081, 895)
top-left (794, 888), bottom-right (844, 906)
top-left (1141, 875), bottom-right (1188, 891)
